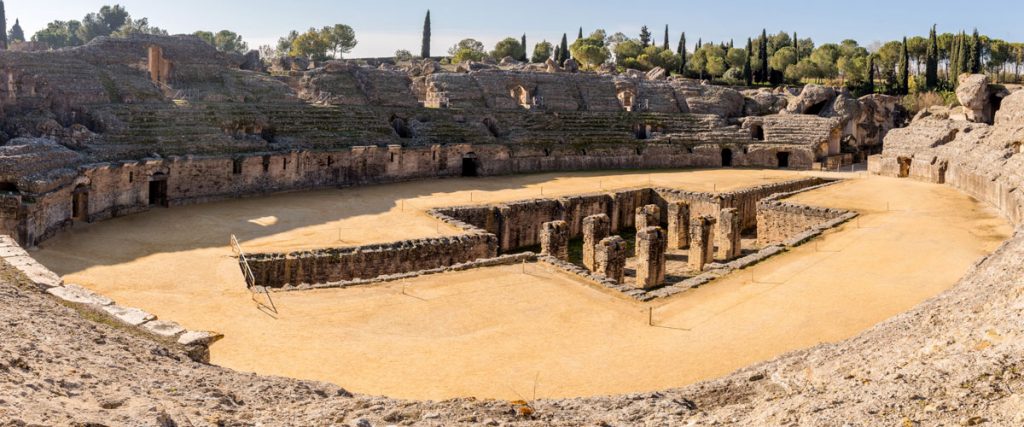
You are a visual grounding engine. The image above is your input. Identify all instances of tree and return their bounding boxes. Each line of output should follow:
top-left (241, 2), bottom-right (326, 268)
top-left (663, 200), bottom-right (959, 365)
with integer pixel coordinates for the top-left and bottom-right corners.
top-left (32, 20), bottom-right (83, 48)
top-left (970, 28), bottom-right (981, 73)
top-left (743, 38), bottom-right (753, 85)
top-left (421, 10), bottom-right (431, 58)
top-left (759, 29), bottom-right (769, 83)
top-left (639, 25), bottom-right (651, 48)
top-left (559, 33), bottom-right (569, 65)
top-left (449, 38), bottom-right (485, 63)
top-left (676, 32), bottom-right (688, 75)
top-left (770, 46), bottom-right (797, 74)
top-left (520, 34), bottom-right (528, 61)
top-left (577, 27), bottom-right (583, 40)
top-left (663, 25), bottom-right (669, 50)
top-left (614, 39), bottom-right (642, 67)
top-left (867, 55), bottom-right (876, 93)
top-left (898, 36), bottom-right (910, 94)
top-left (394, 49), bottom-right (412, 61)
top-left (8, 18), bottom-right (22, 42)
top-left (290, 28), bottom-right (331, 61)
top-left (0, 0), bottom-right (7, 49)
top-left (194, 30), bottom-right (248, 54)
top-left (322, 24), bottom-right (357, 58)
top-left (569, 31), bottom-right (610, 69)
top-left (277, 30), bottom-right (299, 55)
top-left (926, 25), bottom-right (939, 89)
top-left (111, 17), bottom-right (166, 37)
top-left (77, 5), bottom-right (130, 42)
top-left (531, 40), bottom-right (553, 63)
top-left (492, 37), bottom-right (525, 60)
top-left (793, 32), bottom-right (799, 61)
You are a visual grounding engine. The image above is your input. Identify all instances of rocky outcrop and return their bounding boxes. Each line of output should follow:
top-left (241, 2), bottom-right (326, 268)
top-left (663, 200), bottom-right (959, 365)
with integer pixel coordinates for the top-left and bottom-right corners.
top-left (673, 83), bottom-right (744, 117)
top-left (956, 73), bottom-right (992, 123)
top-left (784, 84), bottom-right (836, 115)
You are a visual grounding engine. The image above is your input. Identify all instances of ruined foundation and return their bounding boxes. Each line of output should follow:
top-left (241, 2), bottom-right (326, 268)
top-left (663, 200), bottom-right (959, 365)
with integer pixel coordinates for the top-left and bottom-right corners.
top-left (540, 220), bottom-right (570, 261)
top-left (667, 201), bottom-right (690, 249)
top-left (635, 204), bottom-right (661, 231)
top-left (594, 235), bottom-right (627, 283)
top-left (689, 216), bottom-right (716, 271)
top-left (635, 226), bottom-right (667, 289)
top-left (717, 208), bottom-right (742, 260)
top-left (582, 214), bottom-right (611, 271)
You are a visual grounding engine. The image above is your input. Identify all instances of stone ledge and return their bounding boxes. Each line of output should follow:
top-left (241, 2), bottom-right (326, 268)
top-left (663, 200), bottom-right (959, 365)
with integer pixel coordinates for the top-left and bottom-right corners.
top-left (101, 304), bottom-right (157, 326)
top-left (142, 320), bottom-right (187, 338)
top-left (47, 284), bottom-right (114, 306)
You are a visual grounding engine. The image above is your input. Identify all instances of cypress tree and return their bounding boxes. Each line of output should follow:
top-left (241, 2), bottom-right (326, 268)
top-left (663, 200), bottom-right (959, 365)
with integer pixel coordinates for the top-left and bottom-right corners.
top-left (744, 38), bottom-right (753, 86)
top-left (578, 27), bottom-right (583, 40)
top-left (759, 29), bottom-right (769, 84)
top-left (926, 25), bottom-right (939, 89)
top-left (560, 33), bottom-right (569, 65)
top-left (793, 32), bottom-right (799, 62)
top-left (520, 34), bottom-right (528, 62)
top-left (677, 32), bottom-right (687, 75)
top-left (867, 55), bottom-right (875, 94)
top-left (421, 10), bottom-right (431, 58)
top-left (639, 26), bottom-right (651, 48)
top-left (970, 29), bottom-right (982, 73)
top-left (949, 32), bottom-right (960, 85)
top-left (8, 18), bottom-right (21, 43)
top-left (898, 36), bottom-right (910, 94)
top-left (663, 25), bottom-right (670, 50)
top-left (697, 38), bottom-right (702, 50)
top-left (0, 1), bottom-right (7, 50)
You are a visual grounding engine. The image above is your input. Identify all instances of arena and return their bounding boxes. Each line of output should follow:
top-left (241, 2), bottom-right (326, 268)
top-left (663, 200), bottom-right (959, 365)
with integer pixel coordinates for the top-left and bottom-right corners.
top-left (3, 33), bottom-right (1024, 426)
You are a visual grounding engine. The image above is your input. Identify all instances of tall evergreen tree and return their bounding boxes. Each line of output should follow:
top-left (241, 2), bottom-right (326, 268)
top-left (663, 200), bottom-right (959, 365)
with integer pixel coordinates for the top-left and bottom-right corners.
top-left (898, 36), bottom-right (910, 94)
top-left (421, 10), bottom-right (431, 58)
top-left (520, 34), bottom-right (528, 61)
top-left (970, 29), bottom-right (982, 73)
top-left (8, 18), bottom-right (21, 43)
top-left (677, 32), bottom-right (687, 75)
top-left (663, 25), bottom-right (670, 50)
top-left (559, 33), bottom-right (569, 65)
top-left (867, 55), bottom-right (875, 94)
top-left (793, 32), bottom-right (799, 61)
top-left (0, 1), bottom-right (7, 50)
top-left (925, 25), bottom-right (939, 89)
top-left (578, 27), bottom-right (583, 40)
top-left (759, 29), bottom-right (769, 84)
top-left (743, 38), bottom-right (753, 86)
top-left (696, 38), bottom-right (702, 50)
top-left (949, 32), bottom-right (961, 85)
top-left (639, 26), bottom-right (651, 48)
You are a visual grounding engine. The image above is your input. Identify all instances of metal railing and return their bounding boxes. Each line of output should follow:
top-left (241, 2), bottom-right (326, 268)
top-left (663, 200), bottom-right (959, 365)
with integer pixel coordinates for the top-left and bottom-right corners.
top-left (230, 234), bottom-right (278, 316)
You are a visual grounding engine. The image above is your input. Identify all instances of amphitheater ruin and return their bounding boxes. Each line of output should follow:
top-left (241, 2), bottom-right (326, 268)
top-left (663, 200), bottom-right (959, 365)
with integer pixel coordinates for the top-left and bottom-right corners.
top-left (2, 34), bottom-right (1023, 425)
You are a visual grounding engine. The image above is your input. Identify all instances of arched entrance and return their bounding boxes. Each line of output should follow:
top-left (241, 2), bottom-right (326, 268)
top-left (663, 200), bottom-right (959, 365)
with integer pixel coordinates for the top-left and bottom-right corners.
top-left (776, 152), bottom-right (790, 168)
top-left (751, 124), bottom-right (765, 141)
top-left (721, 149), bottom-right (733, 167)
top-left (72, 184), bottom-right (89, 221)
top-left (461, 153), bottom-right (480, 177)
top-left (149, 173), bottom-right (169, 207)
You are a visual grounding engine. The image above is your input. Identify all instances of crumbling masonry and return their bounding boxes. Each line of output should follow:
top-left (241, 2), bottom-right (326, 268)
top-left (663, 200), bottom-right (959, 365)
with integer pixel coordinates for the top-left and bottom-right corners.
top-left (689, 216), bottom-right (717, 271)
top-left (582, 214), bottom-right (611, 271)
top-left (540, 220), bottom-right (569, 261)
top-left (635, 226), bottom-right (668, 289)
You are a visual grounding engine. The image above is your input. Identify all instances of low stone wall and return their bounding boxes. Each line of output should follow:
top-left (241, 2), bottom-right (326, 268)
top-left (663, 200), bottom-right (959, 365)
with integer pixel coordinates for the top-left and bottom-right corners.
top-left (245, 233), bottom-right (499, 288)
top-left (755, 182), bottom-right (857, 246)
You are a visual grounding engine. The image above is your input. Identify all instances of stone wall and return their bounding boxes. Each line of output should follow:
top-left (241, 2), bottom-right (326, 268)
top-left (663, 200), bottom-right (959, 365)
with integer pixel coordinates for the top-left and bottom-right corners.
top-left (755, 182), bottom-right (855, 246)
top-left (245, 233), bottom-right (498, 288)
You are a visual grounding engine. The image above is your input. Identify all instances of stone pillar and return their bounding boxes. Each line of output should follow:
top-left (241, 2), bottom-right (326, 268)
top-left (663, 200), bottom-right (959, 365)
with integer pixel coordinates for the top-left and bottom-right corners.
top-left (688, 216), bottom-right (716, 272)
top-left (635, 204), bottom-right (660, 231)
top-left (582, 214), bottom-right (611, 271)
top-left (635, 226), bottom-right (667, 289)
top-left (667, 201), bottom-right (690, 250)
top-left (594, 236), bottom-right (627, 283)
top-left (717, 208), bottom-right (742, 261)
top-left (540, 220), bottom-right (569, 261)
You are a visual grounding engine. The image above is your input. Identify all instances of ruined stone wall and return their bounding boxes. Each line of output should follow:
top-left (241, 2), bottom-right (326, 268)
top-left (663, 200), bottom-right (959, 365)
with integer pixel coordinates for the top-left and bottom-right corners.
top-left (245, 233), bottom-right (498, 288)
top-left (755, 184), bottom-right (853, 246)
top-left (720, 178), bottom-right (829, 231)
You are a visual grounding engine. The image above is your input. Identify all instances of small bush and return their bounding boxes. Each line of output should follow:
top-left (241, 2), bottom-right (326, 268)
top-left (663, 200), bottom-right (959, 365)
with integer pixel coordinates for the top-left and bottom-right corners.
top-left (901, 91), bottom-right (956, 115)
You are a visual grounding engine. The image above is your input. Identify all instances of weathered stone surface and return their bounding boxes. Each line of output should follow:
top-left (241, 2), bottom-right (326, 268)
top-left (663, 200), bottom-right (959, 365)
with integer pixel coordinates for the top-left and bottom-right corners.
top-left (635, 204), bottom-right (660, 231)
top-left (785, 84), bottom-right (836, 115)
top-left (635, 226), bottom-right (667, 289)
top-left (594, 236), bottom-right (627, 283)
top-left (667, 202), bottom-right (690, 250)
top-left (46, 284), bottom-right (114, 306)
top-left (539, 220), bottom-right (569, 261)
top-left (582, 214), bottom-right (611, 271)
top-left (688, 216), bottom-right (716, 271)
top-left (563, 58), bottom-right (580, 73)
top-left (717, 208), bottom-right (742, 260)
top-left (995, 89), bottom-right (1024, 126)
top-left (646, 67), bottom-right (667, 80)
top-left (142, 320), bottom-right (186, 338)
top-left (956, 74), bottom-right (991, 123)
top-left (177, 330), bottom-right (225, 346)
top-left (101, 305), bottom-right (156, 326)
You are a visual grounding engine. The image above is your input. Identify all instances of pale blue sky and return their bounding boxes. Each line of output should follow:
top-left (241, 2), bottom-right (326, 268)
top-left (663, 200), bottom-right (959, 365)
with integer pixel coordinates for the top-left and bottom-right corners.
top-left (7, 1), bottom-right (1024, 57)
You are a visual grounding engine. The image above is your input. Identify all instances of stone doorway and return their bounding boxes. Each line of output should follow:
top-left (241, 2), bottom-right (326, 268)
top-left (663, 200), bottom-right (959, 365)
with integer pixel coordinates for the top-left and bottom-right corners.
top-left (721, 149), bottom-right (734, 167)
top-left (149, 173), bottom-right (169, 207)
top-left (776, 152), bottom-right (790, 168)
top-left (897, 157), bottom-right (912, 178)
top-left (72, 184), bottom-right (89, 221)
top-left (461, 153), bottom-right (480, 177)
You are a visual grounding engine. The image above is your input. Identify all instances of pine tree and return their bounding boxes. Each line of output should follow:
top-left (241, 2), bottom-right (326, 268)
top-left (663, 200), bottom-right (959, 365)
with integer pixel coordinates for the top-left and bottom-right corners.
top-left (898, 36), bottom-right (910, 94)
top-left (8, 17), bottom-right (21, 43)
top-left (560, 33), bottom-right (569, 65)
top-left (677, 32), bottom-right (687, 75)
top-left (925, 25), bottom-right (939, 89)
top-left (421, 10), bottom-right (431, 58)
top-left (867, 55), bottom-right (876, 94)
top-left (520, 34), bottom-right (528, 62)
top-left (759, 29), bottom-right (769, 84)
top-left (0, 1), bottom-right (8, 50)
top-left (663, 25), bottom-right (670, 50)
top-left (970, 29), bottom-right (982, 73)
top-left (639, 26), bottom-right (651, 48)
top-left (744, 38), bottom-right (753, 86)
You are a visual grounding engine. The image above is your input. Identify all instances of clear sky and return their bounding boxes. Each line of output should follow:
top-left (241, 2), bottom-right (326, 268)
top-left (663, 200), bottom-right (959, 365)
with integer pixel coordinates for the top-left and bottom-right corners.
top-left (6, 1), bottom-right (1024, 57)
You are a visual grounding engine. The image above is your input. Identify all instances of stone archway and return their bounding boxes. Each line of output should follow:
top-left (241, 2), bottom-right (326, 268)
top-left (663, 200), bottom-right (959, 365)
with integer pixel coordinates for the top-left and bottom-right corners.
top-left (461, 153), bottom-right (480, 177)
top-left (721, 149), bottom-right (734, 167)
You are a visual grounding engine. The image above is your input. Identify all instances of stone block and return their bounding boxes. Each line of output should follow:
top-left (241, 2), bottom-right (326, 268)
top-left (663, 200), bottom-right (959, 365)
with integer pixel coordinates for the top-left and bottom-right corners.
top-left (178, 330), bottom-right (225, 346)
top-left (667, 202), bottom-right (690, 249)
top-left (47, 284), bottom-right (114, 307)
top-left (689, 216), bottom-right (717, 271)
top-left (143, 320), bottom-right (186, 338)
top-left (594, 236), bottom-right (627, 284)
top-left (101, 305), bottom-right (156, 326)
top-left (717, 208), bottom-right (742, 260)
top-left (539, 220), bottom-right (569, 261)
top-left (635, 226), bottom-right (667, 290)
top-left (635, 204), bottom-right (660, 231)
top-left (582, 214), bottom-right (611, 271)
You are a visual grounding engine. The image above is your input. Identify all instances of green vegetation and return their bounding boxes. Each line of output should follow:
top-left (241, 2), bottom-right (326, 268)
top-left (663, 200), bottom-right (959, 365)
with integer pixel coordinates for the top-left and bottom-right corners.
top-left (276, 25), bottom-right (357, 61)
top-left (421, 10), bottom-right (431, 58)
top-left (193, 30), bottom-right (248, 54)
top-left (30, 4), bottom-right (165, 48)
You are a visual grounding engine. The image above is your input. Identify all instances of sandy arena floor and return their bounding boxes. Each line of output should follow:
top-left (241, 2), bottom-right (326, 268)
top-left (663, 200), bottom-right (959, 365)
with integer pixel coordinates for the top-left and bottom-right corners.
top-left (31, 169), bottom-right (1011, 400)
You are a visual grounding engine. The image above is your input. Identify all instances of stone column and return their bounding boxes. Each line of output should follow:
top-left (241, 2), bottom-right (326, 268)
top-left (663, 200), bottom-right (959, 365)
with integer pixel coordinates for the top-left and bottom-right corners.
top-left (635, 226), bottom-right (667, 289)
top-left (635, 204), bottom-right (660, 231)
top-left (717, 208), bottom-right (742, 261)
top-left (688, 216), bottom-right (716, 272)
top-left (540, 220), bottom-right (569, 261)
top-left (594, 236), bottom-right (627, 283)
top-left (582, 214), bottom-right (611, 271)
top-left (667, 201), bottom-right (690, 250)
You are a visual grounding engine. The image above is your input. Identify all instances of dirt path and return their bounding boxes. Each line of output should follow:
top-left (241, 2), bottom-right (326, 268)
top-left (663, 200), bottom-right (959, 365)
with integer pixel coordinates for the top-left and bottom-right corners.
top-left (29, 171), bottom-right (1010, 400)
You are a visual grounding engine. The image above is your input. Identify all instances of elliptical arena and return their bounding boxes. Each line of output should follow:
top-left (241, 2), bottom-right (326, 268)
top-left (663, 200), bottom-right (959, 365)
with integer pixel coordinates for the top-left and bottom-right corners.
top-left (3, 35), bottom-right (1023, 425)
